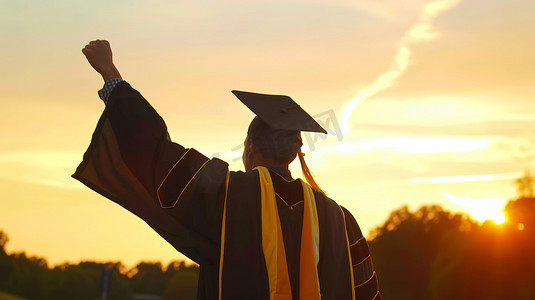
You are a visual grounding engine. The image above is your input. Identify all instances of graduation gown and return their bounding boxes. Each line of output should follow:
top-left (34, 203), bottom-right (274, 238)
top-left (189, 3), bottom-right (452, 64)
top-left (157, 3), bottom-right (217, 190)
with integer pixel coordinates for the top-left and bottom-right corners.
top-left (73, 81), bottom-right (380, 300)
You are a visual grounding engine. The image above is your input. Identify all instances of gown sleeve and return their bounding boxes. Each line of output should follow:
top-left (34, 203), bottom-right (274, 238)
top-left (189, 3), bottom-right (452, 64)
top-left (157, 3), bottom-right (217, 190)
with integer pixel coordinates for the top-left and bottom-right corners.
top-left (72, 81), bottom-right (229, 265)
top-left (341, 207), bottom-right (382, 300)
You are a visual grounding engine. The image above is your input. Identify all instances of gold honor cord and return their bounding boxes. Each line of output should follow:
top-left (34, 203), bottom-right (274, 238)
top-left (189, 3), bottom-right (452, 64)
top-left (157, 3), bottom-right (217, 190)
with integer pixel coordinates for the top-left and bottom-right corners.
top-left (257, 167), bottom-right (321, 300)
top-left (257, 167), bottom-right (292, 300)
top-left (299, 180), bottom-right (321, 300)
top-left (340, 207), bottom-right (356, 300)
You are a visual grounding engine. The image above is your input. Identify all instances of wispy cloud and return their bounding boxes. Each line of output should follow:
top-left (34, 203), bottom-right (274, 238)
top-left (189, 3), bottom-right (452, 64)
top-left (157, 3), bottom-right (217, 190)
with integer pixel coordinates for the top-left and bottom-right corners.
top-left (340, 0), bottom-right (462, 133)
top-left (0, 149), bottom-right (83, 190)
top-left (411, 172), bottom-right (522, 184)
top-left (335, 136), bottom-right (492, 154)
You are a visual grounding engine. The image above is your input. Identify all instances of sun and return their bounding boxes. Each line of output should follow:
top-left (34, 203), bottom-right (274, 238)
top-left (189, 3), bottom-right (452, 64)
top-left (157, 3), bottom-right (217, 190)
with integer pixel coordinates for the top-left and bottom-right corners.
top-left (492, 211), bottom-right (506, 225)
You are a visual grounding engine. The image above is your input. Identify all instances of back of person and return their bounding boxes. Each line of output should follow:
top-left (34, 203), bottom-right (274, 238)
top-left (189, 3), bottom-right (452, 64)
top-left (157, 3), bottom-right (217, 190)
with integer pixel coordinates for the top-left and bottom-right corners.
top-left (212, 169), bottom-right (378, 299)
top-left (76, 39), bottom-right (381, 300)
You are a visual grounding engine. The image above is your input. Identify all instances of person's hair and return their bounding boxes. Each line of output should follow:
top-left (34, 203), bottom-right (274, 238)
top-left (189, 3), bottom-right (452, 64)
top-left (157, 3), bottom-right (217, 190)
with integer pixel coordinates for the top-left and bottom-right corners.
top-left (247, 116), bottom-right (302, 164)
top-left (247, 116), bottom-right (326, 194)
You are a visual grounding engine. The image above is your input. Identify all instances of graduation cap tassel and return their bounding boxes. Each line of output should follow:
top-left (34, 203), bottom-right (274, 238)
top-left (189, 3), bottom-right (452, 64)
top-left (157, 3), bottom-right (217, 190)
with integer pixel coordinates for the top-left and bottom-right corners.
top-left (298, 149), bottom-right (326, 195)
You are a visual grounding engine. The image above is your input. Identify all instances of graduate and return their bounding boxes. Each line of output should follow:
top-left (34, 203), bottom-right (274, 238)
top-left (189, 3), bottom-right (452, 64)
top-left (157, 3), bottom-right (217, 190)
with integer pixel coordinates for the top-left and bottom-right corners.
top-left (74, 40), bottom-right (381, 300)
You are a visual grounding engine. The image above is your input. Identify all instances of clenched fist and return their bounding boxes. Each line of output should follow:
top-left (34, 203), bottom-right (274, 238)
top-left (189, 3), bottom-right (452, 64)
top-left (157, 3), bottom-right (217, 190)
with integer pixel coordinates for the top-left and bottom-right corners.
top-left (82, 40), bottom-right (121, 81)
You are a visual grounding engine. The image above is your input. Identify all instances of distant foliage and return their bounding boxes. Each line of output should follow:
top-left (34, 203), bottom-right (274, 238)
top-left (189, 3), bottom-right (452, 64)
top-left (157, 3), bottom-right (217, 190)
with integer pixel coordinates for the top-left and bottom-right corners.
top-left (369, 205), bottom-right (474, 300)
top-left (0, 235), bottom-right (198, 299)
top-left (130, 262), bottom-right (166, 294)
top-left (163, 262), bottom-right (199, 300)
top-left (0, 231), bottom-right (14, 291)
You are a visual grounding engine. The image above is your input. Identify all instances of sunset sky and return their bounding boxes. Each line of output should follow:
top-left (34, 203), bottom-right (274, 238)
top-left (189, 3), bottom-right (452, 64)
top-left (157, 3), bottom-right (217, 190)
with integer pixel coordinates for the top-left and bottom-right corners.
top-left (1, 0), bottom-right (534, 268)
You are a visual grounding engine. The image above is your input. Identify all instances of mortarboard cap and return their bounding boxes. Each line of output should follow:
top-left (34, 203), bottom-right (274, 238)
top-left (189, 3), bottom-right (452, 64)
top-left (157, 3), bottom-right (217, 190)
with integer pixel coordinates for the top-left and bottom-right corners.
top-left (232, 90), bottom-right (327, 134)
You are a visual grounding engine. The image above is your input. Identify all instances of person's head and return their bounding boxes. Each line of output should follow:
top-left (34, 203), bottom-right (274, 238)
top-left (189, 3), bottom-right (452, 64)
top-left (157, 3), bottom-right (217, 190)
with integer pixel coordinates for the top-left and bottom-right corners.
top-left (242, 116), bottom-right (302, 171)
top-left (233, 90), bottom-right (326, 194)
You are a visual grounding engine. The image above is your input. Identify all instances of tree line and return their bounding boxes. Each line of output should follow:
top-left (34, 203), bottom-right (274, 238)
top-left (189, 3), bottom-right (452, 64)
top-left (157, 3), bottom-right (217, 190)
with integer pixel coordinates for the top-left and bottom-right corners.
top-left (0, 239), bottom-right (199, 300)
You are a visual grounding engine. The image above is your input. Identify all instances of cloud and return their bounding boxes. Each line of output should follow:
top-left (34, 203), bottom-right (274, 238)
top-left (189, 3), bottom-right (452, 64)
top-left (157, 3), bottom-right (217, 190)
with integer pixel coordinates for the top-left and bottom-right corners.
top-left (412, 172), bottom-right (522, 184)
top-left (340, 0), bottom-right (462, 133)
top-left (0, 149), bottom-right (83, 190)
top-left (497, 136), bottom-right (535, 162)
top-left (294, 0), bottom-right (423, 20)
top-left (333, 136), bottom-right (492, 154)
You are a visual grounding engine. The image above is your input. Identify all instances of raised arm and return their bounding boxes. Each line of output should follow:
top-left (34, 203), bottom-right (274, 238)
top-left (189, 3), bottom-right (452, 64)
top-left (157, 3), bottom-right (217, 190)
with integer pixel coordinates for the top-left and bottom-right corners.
top-left (74, 41), bottom-right (229, 265)
top-left (82, 40), bottom-right (122, 81)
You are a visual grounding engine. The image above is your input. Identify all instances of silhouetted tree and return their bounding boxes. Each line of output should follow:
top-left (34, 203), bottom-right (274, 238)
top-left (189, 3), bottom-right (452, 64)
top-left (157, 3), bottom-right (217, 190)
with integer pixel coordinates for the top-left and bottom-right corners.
top-left (5, 252), bottom-right (48, 299)
top-left (162, 263), bottom-right (199, 300)
top-left (38, 264), bottom-right (96, 300)
top-left (130, 261), bottom-right (166, 294)
top-left (76, 261), bottom-right (132, 300)
top-left (504, 196), bottom-right (535, 230)
top-left (369, 205), bottom-right (475, 300)
top-left (0, 230), bottom-right (15, 290)
top-left (515, 170), bottom-right (534, 198)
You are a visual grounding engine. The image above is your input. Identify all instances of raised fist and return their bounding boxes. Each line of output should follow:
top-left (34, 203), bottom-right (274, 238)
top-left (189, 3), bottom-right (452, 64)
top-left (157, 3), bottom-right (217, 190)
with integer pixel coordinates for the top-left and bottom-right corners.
top-left (82, 40), bottom-right (121, 80)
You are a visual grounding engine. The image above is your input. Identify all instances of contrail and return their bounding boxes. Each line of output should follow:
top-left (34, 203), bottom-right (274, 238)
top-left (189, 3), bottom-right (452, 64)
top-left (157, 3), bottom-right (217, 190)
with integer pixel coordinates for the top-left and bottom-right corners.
top-left (340, 0), bottom-right (462, 133)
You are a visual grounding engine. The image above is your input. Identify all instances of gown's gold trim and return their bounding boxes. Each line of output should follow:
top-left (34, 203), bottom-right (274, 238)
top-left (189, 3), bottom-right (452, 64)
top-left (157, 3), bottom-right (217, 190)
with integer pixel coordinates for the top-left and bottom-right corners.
top-left (371, 290), bottom-right (380, 300)
top-left (168, 159), bottom-right (210, 208)
top-left (350, 236), bottom-right (371, 266)
top-left (269, 169), bottom-right (300, 183)
top-left (218, 171), bottom-right (230, 300)
top-left (157, 149), bottom-right (210, 209)
top-left (274, 192), bottom-right (304, 207)
top-left (349, 236), bottom-right (365, 247)
top-left (354, 254), bottom-right (371, 266)
top-left (156, 149), bottom-right (190, 208)
top-left (340, 205), bottom-right (357, 300)
top-left (355, 271), bottom-right (376, 288)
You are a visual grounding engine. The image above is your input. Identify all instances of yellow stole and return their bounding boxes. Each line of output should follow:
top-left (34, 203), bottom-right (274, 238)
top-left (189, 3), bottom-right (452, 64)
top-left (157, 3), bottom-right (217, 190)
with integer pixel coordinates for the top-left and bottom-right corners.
top-left (256, 167), bottom-right (321, 300)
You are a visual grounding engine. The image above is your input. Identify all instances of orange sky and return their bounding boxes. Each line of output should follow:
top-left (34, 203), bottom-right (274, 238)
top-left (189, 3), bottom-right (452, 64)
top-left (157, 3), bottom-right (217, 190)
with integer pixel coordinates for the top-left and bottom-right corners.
top-left (1, 0), bottom-right (534, 268)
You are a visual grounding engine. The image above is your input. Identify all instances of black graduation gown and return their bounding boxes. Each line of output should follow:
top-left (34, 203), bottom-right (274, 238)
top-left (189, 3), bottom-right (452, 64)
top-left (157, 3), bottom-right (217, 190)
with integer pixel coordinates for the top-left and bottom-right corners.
top-left (73, 81), bottom-right (380, 300)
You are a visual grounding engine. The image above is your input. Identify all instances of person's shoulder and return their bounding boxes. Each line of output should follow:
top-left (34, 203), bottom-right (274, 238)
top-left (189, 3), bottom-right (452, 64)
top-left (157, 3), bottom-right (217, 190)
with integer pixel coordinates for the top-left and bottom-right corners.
top-left (206, 156), bottom-right (229, 170)
top-left (314, 192), bottom-right (364, 237)
top-left (312, 192), bottom-right (347, 226)
top-left (313, 191), bottom-right (342, 211)
top-left (314, 192), bottom-right (357, 221)
top-left (198, 156), bottom-right (229, 181)
top-left (340, 205), bottom-right (364, 239)
top-left (229, 169), bottom-right (260, 184)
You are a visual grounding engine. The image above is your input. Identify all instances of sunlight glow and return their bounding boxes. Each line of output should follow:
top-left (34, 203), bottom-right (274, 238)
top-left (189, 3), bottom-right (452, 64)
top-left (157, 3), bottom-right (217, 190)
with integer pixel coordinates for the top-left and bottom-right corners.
top-left (443, 192), bottom-right (507, 224)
